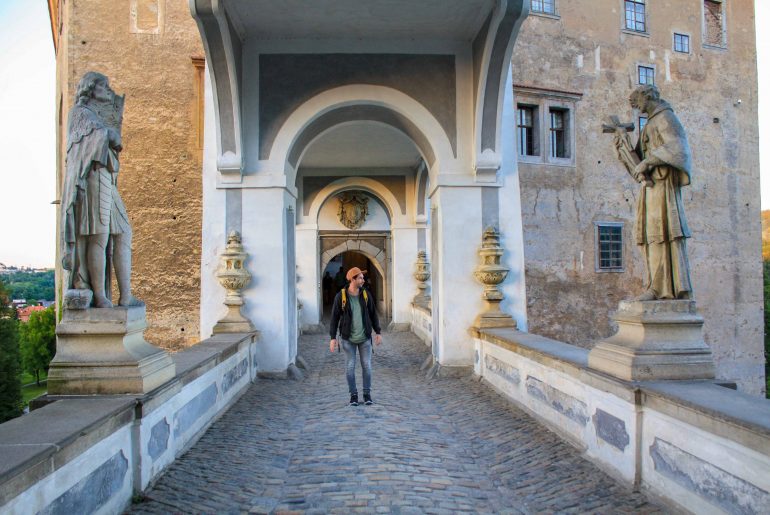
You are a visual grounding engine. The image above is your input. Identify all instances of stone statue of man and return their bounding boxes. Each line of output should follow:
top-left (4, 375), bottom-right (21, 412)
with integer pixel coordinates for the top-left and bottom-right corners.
top-left (614, 84), bottom-right (693, 300)
top-left (60, 72), bottom-right (142, 308)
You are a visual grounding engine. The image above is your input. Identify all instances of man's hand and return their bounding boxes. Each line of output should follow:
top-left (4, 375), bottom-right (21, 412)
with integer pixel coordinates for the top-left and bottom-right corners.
top-left (329, 339), bottom-right (338, 353)
top-left (374, 334), bottom-right (382, 346)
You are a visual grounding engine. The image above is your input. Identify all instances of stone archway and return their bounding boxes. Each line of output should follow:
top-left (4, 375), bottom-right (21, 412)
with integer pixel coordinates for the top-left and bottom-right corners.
top-left (319, 235), bottom-right (390, 321)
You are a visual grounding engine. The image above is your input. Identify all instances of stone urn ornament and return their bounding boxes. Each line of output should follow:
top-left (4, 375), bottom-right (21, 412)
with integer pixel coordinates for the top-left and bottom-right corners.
top-left (213, 231), bottom-right (255, 333)
top-left (473, 227), bottom-right (516, 329)
top-left (413, 250), bottom-right (431, 308)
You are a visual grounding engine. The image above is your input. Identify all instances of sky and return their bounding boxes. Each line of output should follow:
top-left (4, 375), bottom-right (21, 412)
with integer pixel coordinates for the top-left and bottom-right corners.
top-left (0, 1), bottom-right (55, 269)
top-left (0, 2), bottom-right (768, 268)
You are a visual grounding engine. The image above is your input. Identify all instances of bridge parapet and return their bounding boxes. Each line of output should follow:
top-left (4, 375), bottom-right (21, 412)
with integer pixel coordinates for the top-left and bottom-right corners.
top-left (0, 331), bottom-right (258, 514)
top-left (473, 328), bottom-right (770, 514)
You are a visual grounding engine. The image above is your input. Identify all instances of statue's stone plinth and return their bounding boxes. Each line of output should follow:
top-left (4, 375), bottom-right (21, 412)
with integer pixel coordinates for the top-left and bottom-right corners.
top-left (49, 305), bottom-right (176, 395)
top-left (588, 300), bottom-right (715, 381)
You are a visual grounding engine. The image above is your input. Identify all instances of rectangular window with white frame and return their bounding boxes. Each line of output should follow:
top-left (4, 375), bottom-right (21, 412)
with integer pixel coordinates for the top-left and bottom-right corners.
top-left (514, 85), bottom-right (581, 167)
top-left (595, 223), bottom-right (624, 272)
top-left (624, 0), bottom-right (647, 33)
top-left (673, 33), bottom-right (690, 53)
top-left (638, 65), bottom-right (655, 85)
top-left (531, 0), bottom-right (556, 15)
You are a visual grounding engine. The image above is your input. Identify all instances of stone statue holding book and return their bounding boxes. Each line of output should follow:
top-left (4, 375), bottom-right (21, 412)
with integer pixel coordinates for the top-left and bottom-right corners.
top-left (60, 71), bottom-right (142, 309)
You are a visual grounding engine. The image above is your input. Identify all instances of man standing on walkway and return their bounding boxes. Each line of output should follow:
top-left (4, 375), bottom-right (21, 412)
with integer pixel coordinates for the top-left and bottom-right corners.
top-left (329, 267), bottom-right (382, 406)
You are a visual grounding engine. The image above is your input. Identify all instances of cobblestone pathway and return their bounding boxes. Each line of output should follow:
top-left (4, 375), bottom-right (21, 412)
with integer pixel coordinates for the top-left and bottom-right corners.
top-left (131, 331), bottom-right (662, 514)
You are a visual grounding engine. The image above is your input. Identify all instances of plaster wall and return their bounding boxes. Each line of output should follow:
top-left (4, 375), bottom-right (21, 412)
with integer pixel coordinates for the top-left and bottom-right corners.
top-left (641, 407), bottom-right (770, 515)
top-left (511, 0), bottom-right (763, 393)
top-left (0, 333), bottom-right (257, 514)
top-left (390, 227), bottom-right (419, 324)
top-left (411, 305), bottom-right (433, 346)
top-left (53, 0), bottom-right (204, 350)
top-left (2, 426), bottom-right (134, 515)
top-left (200, 69), bottom-right (227, 341)
top-left (295, 226), bottom-right (320, 328)
top-left (432, 186), bottom-right (483, 366)
top-left (473, 329), bottom-right (770, 513)
top-left (240, 188), bottom-right (297, 372)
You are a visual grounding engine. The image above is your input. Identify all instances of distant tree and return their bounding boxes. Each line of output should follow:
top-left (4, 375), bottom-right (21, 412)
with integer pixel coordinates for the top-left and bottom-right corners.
top-left (19, 306), bottom-right (56, 386)
top-left (763, 260), bottom-right (770, 398)
top-left (0, 279), bottom-right (23, 422)
top-left (4, 270), bottom-right (55, 302)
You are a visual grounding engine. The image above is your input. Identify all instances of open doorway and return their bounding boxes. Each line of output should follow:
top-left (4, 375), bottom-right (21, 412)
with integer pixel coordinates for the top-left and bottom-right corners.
top-left (321, 251), bottom-right (386, 322)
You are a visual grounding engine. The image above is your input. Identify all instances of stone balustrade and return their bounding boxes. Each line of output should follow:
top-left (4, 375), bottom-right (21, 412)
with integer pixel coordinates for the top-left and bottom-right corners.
top-left (0, 332), bottom-right (258, 514)
top-left (472, 326), bottom-right (770, 514)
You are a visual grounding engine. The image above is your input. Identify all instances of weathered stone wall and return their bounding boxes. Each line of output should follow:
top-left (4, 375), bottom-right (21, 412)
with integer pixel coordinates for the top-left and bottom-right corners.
top-left (512, 0), bottom-right (763, 393)
top-left (54, 0), bottom-right (203, 350)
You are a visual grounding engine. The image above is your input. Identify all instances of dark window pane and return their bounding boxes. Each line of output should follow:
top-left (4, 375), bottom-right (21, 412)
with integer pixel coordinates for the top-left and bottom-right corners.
top-left (597, 225), bottom-right (623, 270)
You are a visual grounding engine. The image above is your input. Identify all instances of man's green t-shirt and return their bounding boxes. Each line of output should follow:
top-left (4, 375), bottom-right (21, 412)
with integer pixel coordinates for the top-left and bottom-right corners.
top-left (348, 292), bottom-right (367, 343)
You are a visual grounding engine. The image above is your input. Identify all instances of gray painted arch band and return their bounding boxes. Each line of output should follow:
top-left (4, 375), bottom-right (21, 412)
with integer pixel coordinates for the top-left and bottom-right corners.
top-left (259, 53), bottom-right (457, 160)
top-left (303, 175), bottom-right (407, 216)
top-left (288, 105), bottom-right (437, 169)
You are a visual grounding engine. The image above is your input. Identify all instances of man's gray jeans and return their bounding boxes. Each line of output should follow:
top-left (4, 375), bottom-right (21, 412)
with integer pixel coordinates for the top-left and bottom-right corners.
top-left (341, 338), bottom-right (372, 395)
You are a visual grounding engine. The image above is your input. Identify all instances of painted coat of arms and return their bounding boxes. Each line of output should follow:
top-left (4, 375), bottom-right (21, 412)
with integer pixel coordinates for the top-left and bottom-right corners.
top-left (337, 192), bottom-right (369, 230)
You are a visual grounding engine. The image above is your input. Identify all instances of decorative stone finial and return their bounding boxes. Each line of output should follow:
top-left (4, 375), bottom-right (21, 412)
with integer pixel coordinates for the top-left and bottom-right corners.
top-left (213, 231), bottom-right (255, 333)
top-left (473, 227), bottom-right (516, 329)
top-left (413, 250), bottom-right (431, 308)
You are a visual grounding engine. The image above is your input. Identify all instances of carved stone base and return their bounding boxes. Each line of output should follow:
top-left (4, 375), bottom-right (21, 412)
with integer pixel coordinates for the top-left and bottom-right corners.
top-left (48, 305), bottom-right (176, 395)
top-left (588, 300), bottom-right (715, 381)
top-left (474, 307), bottom-right (517, 329)
top-left (213, 304), bottom-right (255, 334)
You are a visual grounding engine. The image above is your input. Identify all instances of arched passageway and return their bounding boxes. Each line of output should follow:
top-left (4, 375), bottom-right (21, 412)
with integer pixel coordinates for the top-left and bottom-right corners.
top-left (320, 251), bottom-right (386, 322)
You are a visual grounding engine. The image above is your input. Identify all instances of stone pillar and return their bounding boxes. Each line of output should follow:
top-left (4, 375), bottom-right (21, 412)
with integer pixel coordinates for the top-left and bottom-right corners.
top-left (413, 250), bottom-right (431, 308)
top-left (212, 231), bottom-right (255, 334)
top-left (391, 226), bottom-right (419, 325)
top-left (240, 187), bottom-right (296, 375)
top-left (49, 305), bottom-right (175, 395)
top-left (430, 186), bottom-right (482, 371)
top-left (295, 224), bottom-right (320, 330)
top-left (588, 300), bottom-right (716, 381)
top-left (473, 227), bottom-right (516, 329)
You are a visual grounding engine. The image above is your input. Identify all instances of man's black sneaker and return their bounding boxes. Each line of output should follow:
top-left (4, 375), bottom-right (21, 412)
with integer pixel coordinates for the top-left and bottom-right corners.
top-left (363, 393), bottom-right (373, 405)
top-left (349, 394), bottom-right (359, 406)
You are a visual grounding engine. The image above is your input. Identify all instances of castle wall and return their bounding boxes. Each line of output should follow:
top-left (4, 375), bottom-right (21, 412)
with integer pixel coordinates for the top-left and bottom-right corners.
top-left (53, 0), bottom-right (204, 349)
top-left (512, 0), bottom-right (763, 393)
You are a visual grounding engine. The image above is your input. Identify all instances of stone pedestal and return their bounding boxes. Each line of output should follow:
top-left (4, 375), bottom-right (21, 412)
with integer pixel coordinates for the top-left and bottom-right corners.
top-left (49, 305), bottom-right (176, 395)
top-left (588, 300), bottom-right (715, 381)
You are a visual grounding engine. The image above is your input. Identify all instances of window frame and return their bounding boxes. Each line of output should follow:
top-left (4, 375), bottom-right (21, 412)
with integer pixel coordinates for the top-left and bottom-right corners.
top-left (623, 0), bottom-right (648, 34)
top-left (530, 0), bottom-right (557, 16)
top-left (673, 32), bottom-right (691, 54)
top-left (637, 64), bottom-right (656, 85)
top-left (595, 222), bottom-right (625, 273)
top-left (517, 104), bottom-right (540, 159)
top-left (514, 85), bottom-right (581, 167)
top-left (548, 107), bottom-right (570, 160)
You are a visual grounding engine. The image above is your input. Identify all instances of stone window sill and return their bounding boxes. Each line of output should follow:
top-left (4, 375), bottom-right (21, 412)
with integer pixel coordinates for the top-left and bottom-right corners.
top-left (621, 29), bottom-right (650, 38)
top-left (530, 11), bottom-right (560, 21)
